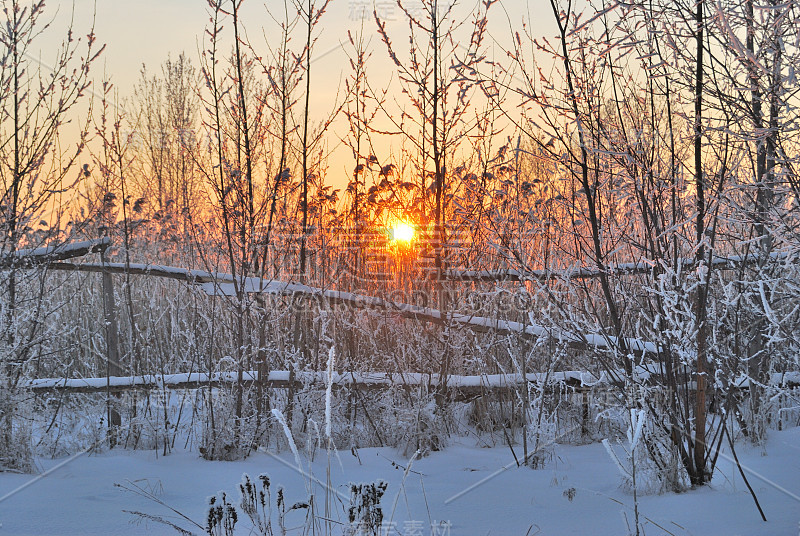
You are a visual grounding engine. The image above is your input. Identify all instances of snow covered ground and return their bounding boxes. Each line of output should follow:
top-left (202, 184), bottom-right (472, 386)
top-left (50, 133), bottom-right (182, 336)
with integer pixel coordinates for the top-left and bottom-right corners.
top-left (1, 427), bottom-right (799, 535)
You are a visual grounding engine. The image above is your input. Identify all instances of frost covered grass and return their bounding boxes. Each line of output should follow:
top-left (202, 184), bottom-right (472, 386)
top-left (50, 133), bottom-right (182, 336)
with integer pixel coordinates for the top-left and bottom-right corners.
top-left (0, 426), bottom-right (799, 535)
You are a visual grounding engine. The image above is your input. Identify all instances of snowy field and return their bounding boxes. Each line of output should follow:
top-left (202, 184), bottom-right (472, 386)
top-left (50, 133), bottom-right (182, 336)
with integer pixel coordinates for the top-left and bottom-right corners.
top-left (1, 427), bottom-right (798, 535)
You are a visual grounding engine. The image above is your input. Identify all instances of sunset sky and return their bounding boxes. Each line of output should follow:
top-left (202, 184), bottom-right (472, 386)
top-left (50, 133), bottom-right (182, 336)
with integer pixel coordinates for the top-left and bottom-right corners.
top-left (34, 0), bottom-right (553, 190)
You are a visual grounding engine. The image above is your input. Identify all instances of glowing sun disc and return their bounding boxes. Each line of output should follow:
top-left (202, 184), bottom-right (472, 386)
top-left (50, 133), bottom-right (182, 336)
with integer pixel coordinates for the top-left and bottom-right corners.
top-left (392, 222), bottom-right (415, 242)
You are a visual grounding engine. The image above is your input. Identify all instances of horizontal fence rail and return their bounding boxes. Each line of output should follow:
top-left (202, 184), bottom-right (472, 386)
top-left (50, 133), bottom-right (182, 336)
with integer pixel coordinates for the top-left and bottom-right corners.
top-left (0, 237), bottom-right (110, 269)
top-left (46, 260), bottom-right (658, 355)
top-left (23, 370), bottom-right (800, 401)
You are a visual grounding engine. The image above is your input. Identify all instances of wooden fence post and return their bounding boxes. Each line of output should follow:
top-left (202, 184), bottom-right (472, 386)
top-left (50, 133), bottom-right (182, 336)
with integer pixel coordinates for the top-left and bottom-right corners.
top-left (101, 246), bottom-right (123, 446)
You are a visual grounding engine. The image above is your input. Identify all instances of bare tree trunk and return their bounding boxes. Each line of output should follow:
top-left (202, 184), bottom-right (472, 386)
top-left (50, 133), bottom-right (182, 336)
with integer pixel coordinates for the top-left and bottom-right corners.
top-left (230, 0), bottom-right (253, 452)
top-left (692, 0), bottom-right (710, 486)
top-left (744, 0), bottom-right (766, 442)
top-left (549, 0), bottom-right (631, 373)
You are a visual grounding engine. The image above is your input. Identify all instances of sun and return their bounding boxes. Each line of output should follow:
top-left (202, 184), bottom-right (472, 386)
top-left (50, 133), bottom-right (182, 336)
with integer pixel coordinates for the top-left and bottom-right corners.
top-left (391, 222), bottom-right (415, 243)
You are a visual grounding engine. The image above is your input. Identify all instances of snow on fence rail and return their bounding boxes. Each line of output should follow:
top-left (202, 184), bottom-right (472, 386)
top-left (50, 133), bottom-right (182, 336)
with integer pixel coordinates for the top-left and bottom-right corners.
top-left (47, 260), bottom-right (224, 283)
top-left (23, 370), bottom-right (800, 398)
top-left (17, 245), bottom-right (798, 358)
top-left (0, 237), bottom-right (110, 268)
top-left (19, 369), bottom-right (658, 397)
top-left (46, 261), bottom-right (658, 355)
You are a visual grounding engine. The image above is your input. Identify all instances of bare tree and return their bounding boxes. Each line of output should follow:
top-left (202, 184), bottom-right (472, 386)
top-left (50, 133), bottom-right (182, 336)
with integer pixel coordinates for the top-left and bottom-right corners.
top-left (0, 0), bottom-right (102, 471)
top-left (374, 0), bottom-right (495, 408)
